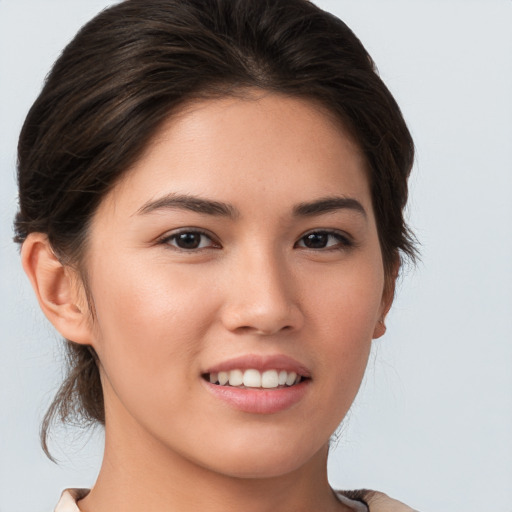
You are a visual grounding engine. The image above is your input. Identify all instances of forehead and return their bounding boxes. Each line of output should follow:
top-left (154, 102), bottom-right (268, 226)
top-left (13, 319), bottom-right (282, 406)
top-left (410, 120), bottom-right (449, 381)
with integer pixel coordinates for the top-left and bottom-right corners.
top-left (98, 92), bottom-right (372, 220)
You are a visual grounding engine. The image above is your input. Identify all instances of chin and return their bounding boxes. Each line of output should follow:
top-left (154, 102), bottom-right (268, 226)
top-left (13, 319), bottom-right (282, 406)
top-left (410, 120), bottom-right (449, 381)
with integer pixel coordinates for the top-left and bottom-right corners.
top-left (196, 432), bottom-right (327, 480)
top-left (208, 456), bottom-right (310, 480)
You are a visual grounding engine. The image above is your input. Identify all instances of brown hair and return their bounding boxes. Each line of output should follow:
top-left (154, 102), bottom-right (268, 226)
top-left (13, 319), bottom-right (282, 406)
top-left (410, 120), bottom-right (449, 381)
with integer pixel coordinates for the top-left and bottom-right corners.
top-left (14, 0), bottom-right (416, 458)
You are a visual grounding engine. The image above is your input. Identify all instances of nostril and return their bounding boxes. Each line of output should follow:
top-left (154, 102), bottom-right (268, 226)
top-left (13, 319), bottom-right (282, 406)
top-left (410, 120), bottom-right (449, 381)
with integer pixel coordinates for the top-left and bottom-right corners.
top-left (220, 294), bottom-right (304, 335)
top-left (234, 324), bottom-right (293, 336)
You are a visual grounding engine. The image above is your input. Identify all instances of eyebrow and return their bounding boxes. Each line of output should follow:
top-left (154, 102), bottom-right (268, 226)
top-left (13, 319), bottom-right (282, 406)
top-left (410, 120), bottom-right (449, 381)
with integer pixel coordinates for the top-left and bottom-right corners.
top-left (137, 193), bottom-right (239, 218)
top-left (293, 196), bottom-right (367, 219)
top-left (137, 193), bottom-right (366, 219)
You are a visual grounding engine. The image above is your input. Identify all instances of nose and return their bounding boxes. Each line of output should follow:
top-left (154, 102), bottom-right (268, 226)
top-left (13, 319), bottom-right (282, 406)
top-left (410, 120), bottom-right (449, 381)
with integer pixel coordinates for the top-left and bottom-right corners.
top-left (220, 248), bottom-right (304, 336)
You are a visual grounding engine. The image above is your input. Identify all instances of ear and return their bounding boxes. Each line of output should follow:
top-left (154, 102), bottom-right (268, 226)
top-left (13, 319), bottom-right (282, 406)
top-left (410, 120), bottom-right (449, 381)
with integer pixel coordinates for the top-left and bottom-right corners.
top-left (21, 233), bottom-right (93, 345)
top-left (373, 256), bottom-right (400, 339)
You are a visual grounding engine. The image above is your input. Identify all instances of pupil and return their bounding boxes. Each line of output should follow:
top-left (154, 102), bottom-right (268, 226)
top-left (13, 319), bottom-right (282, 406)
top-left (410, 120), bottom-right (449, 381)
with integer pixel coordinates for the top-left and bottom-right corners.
top-left (305, 233), bottom-right (328, 248)
top-left (177, 233), bottom-right (200, 249)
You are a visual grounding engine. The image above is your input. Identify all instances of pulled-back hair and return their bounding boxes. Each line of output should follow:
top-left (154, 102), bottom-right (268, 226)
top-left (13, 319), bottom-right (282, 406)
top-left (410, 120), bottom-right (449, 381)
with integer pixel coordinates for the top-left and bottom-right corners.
top-left (14, 0), bottom-right (416, 458)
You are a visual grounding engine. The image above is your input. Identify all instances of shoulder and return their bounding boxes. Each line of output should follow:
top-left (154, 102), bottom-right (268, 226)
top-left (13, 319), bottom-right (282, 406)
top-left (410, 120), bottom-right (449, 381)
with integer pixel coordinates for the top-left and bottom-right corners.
top-left (336, 489), bottom-right (419, 512)
top-left (55, 488), bottom-right (418, 512)
top-left (54, 489), bottom-right (89, 512)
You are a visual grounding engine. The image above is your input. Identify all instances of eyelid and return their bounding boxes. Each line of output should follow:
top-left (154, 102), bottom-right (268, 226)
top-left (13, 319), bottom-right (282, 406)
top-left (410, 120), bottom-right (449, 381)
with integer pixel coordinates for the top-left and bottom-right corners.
top-left (295, 229), bottom-right (354, 249)
top-left (155, 227), bottom-right (354, 251)
top-left (158, 227), bottom-right (221, 250)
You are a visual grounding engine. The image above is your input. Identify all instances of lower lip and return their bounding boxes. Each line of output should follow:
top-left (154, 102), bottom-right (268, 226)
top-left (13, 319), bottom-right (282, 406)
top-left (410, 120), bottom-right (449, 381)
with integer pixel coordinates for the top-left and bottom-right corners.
top-left (202, 379), bottom-right (310, 414)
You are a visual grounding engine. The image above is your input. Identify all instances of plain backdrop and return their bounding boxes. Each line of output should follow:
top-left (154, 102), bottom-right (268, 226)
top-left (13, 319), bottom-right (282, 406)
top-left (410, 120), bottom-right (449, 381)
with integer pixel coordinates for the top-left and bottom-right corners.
top-left (1, 1), bottom-right (511, 511)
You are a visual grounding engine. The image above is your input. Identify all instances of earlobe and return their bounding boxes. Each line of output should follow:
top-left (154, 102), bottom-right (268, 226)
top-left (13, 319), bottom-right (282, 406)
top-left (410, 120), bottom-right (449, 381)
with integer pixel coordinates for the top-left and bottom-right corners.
top-left (21, 233), bottom-right (92, 345)
top-left (372, 318), bottom-right (387, 339)
top-left (373, 257), bottom-right (400, 339)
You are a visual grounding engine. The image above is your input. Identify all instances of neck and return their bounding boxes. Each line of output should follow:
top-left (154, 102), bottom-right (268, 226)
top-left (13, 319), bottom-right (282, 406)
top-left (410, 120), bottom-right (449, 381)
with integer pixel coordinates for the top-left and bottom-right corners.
top-left (78, 418), bottom-right (347, 512)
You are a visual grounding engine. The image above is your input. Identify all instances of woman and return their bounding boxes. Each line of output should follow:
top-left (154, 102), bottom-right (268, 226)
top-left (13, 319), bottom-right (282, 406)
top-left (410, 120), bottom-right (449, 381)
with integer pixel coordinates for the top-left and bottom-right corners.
top-left (15, 0), bottom-right (418, 510)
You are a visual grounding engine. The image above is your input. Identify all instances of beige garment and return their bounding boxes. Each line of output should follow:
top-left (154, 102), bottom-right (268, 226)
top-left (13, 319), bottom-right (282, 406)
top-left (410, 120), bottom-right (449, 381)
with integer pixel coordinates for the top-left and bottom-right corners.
top-left (365, 491), bottom-right (419, 512)
top-left (337, 490), bottom-right (419, 512)
top-left (54, 489), bottom-right (89, 512)
top-left (55, 488), bottom-right (418, 512)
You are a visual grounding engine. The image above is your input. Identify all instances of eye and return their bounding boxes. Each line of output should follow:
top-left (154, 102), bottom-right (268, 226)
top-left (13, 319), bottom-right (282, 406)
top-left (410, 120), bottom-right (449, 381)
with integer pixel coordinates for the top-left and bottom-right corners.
top-left (295, 230), bottom-right (352, 250)
top-left (161, 230), bottom-right (219, 250)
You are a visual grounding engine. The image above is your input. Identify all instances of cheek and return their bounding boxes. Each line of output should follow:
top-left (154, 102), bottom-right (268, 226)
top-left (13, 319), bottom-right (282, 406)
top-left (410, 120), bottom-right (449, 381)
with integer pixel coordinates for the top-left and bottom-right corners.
top-left (305, 254), bottom-right (384, 339)
top-left (86, 255), bottom-right (219, 390)
top-left (302, 255), bottom-right (384, 399)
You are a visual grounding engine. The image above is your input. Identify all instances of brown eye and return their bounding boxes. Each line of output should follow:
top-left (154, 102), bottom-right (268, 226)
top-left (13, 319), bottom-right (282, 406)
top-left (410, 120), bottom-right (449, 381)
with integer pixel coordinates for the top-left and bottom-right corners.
top-left (302, 232), bottom-right (329, 249)
top-left (175, 232), bottom-right (203, 249)
top-left (163, 230), bottom-right (218, 250)
top-left (296, 231), bottom-right (351, 250)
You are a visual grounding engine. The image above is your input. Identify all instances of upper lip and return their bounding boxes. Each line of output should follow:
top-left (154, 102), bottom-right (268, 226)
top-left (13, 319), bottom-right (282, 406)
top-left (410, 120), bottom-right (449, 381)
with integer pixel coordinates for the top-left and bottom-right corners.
top-left (203, 354), bottom-right (311, 378)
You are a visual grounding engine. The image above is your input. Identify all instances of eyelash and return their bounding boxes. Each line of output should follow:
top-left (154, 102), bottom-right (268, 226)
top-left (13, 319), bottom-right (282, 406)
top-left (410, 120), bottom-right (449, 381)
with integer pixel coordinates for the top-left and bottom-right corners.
top-left (294, 230), bottom-right (353, 251)
top-left (158, 229), bottom-right (220, 251)
top-left (158, 229), bottom-right (353, 252)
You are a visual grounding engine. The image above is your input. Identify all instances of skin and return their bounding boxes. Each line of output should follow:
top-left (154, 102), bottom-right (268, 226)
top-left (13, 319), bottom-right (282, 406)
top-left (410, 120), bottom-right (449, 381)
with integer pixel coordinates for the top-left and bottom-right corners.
top-left (23, 91), bottom-right (393, 512)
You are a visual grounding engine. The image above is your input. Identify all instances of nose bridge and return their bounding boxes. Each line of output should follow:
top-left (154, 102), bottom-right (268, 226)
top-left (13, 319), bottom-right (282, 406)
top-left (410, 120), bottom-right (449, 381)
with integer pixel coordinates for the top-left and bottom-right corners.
top-left (221, 243), bottom-right (302, 335)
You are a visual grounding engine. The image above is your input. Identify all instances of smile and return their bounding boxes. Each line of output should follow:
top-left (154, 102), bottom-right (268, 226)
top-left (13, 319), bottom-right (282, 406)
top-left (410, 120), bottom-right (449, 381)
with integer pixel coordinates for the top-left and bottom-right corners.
top-left (205, 369), bottom-right (303, 389)
top-left (202, 354), bottom-right (311, 412)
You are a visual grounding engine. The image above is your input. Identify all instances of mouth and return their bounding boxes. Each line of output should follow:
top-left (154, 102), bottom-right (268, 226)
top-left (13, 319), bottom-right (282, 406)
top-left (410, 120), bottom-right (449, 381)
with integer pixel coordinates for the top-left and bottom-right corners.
top-left (201, 356), bottom-right (311, 413)
top-left (202, 369), bottom-right (307, 389)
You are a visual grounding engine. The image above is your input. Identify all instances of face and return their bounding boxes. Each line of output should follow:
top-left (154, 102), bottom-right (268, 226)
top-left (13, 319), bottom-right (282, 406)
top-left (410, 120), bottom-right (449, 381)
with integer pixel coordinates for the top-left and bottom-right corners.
top-left (80, 92), bottom-right (389, 479)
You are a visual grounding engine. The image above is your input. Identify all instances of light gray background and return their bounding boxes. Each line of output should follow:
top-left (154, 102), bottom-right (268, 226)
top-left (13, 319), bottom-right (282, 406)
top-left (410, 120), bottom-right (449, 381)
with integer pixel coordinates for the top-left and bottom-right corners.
top-left (1, 1), bottom-right (511, 511)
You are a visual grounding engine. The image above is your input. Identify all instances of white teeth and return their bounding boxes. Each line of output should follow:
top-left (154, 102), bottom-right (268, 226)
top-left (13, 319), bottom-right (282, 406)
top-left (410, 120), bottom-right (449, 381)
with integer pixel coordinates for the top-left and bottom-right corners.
top-left (243, 369), bottom-right (261, 388)
top-left (285, 371), bottom-right (297, 386)
top-left (208, 368), bottom-right (304, 388)
top-left (228, 369), bottom-right (243, 386)
top-left (261, 370), bottom-right (279, 388)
